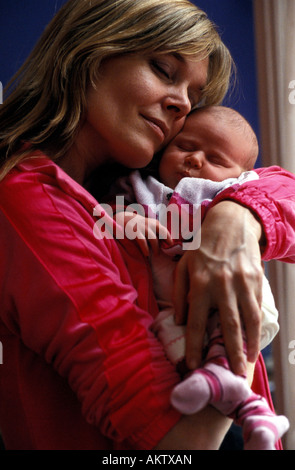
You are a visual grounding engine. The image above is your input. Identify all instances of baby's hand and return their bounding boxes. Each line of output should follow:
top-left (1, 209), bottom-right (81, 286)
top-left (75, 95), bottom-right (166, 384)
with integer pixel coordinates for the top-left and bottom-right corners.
top-left (115, 211), bottom-right (172, 256)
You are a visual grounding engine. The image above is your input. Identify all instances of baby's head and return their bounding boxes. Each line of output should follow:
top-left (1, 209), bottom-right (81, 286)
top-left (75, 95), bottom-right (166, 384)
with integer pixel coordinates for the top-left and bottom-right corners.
top-left (158, 105), bottom-right (258, 189)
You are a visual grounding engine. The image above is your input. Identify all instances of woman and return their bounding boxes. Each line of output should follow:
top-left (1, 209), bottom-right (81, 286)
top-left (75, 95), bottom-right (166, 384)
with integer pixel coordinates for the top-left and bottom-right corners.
top-left (0, 0), bottom-right (294, 450)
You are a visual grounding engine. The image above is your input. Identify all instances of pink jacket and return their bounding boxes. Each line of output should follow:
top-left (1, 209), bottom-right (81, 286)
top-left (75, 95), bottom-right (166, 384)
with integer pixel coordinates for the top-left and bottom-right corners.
top-left (213, 166), bottom-right (295, 263)
top-left (0, 155), bottom-right (293, 449)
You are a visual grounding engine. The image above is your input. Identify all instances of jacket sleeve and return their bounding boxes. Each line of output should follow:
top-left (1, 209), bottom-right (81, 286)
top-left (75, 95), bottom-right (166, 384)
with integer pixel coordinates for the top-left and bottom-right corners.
top-left (209, 166), bottom-right (295, 263)
top-left (0, 167), bottom-right (181, 449)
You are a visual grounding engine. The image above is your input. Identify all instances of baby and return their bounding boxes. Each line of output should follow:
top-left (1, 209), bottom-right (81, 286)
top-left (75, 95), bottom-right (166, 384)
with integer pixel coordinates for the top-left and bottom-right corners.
top-left (112, 106), bottom-right (289, 450)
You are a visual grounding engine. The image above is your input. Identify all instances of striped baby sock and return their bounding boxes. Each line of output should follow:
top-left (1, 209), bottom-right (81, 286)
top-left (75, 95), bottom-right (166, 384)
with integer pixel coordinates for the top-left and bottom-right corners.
top-left (170, 361), bottom-right (251, 415)
top-left (171, 362), bottom-right (289, 449)
top-left (232, 394), bottom-right (289, 450)
top-left (170, 314), bottom-right (289, 449)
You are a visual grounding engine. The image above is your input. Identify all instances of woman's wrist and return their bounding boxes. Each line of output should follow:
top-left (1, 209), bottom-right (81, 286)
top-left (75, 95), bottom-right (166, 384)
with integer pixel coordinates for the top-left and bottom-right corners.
top-left (202, 200), bottom-right (264, 255)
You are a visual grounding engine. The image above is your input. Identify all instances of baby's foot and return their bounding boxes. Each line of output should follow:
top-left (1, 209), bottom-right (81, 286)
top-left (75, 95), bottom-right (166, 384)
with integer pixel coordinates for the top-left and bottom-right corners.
top-left (171, 362), bottom-right (250, 415)
top-left (243, 415), bottom-right (289, 450)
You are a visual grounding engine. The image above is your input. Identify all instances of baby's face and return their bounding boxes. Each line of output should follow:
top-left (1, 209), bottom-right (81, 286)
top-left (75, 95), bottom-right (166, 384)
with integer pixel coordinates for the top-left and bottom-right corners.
top-left (158, 110), bottom-right (252, 189)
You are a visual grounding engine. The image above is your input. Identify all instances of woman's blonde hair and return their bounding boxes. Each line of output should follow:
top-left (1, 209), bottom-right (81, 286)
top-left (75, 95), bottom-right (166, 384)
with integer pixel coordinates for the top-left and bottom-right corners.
top-left (0, 0), bottom-right (234, 179)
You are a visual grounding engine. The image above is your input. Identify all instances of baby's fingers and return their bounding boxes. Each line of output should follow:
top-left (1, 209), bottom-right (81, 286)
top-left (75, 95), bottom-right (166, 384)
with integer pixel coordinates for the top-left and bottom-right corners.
top-left (145, 219), bottom-right (172, 254)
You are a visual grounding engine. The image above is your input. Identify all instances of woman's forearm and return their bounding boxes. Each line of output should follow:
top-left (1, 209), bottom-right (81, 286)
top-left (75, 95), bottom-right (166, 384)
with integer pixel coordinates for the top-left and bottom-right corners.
top-left (154, 406), bottom-right (231, 450)
top-left (155, 358), bottom-right (255, 450)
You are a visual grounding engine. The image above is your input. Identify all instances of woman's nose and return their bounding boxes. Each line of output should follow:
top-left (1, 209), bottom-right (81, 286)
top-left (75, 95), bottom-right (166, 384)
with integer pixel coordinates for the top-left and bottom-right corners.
top-left (164, 87), bottom-right (192, 119)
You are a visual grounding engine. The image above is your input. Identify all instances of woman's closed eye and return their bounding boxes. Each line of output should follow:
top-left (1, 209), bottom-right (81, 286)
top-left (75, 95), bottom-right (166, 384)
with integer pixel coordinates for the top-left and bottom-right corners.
top-left (151, 59), bottom-right (172, 80)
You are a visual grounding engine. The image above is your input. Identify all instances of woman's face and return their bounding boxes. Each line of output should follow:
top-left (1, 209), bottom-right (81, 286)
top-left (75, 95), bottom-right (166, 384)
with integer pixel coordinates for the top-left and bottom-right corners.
top-left (84, 52), bottom-right (208, 169)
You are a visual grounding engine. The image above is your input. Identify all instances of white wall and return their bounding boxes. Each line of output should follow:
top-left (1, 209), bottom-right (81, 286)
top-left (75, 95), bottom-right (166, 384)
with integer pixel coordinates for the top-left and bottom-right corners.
top-left (254, 0), bottom-right (295, 450)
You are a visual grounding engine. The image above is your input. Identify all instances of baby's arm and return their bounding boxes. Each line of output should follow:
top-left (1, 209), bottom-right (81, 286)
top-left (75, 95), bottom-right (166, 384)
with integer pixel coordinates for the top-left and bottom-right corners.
top-left (114, 211), bottom-right (172, 256)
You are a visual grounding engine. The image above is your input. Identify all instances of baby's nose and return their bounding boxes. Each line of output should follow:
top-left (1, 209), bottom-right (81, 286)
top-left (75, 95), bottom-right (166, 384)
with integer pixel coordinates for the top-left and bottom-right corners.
top-left (186, 151), bottom-right (204, 168)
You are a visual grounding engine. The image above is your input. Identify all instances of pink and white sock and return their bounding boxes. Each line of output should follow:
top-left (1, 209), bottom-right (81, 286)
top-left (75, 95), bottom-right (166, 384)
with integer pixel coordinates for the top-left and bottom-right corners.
top-left (170, 312), bottom-right (289, 449)
top-left (171, 362), bottom-right (251, 415)
top-left (171, 365), bottom-right (289, 449)
top-left (171, 330), bottom-right (289, 448)
top-left (233, 395), bottom-right (290, 450)
top-left (171, 323), bottom-right (250, 415)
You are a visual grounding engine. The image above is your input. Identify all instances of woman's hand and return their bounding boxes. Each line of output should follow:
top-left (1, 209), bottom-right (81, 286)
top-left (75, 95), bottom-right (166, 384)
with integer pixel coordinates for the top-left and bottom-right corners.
top-left (173, 201), bottom-right (264, 376)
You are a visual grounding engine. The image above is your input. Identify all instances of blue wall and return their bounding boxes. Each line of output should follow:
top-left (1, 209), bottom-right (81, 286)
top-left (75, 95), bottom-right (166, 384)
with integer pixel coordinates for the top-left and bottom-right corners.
top-left (0, 0), bottom-right (260, 164)
top-left (193, 0), bottom-right (260, 163)
top-left (0, 1), bottom-right (66, 86)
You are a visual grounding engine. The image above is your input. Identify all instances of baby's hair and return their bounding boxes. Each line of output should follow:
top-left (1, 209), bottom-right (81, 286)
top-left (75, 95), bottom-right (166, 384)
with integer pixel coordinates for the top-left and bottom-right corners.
top-left (190, 105), bottom-right (259, 169)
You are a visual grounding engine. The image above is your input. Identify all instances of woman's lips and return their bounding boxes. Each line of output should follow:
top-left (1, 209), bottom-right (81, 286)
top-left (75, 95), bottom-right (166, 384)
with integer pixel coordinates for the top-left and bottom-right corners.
top-left (141, 115), bottom-right (168, 143)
